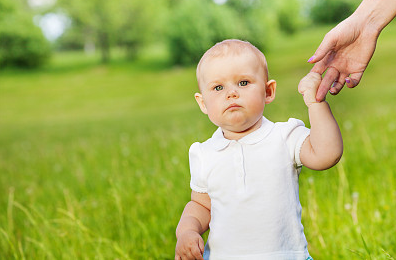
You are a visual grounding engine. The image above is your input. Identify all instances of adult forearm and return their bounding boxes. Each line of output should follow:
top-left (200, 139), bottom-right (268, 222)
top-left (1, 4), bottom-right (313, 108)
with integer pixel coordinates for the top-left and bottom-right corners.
top-left (353, 0), bottom-right (396, 32)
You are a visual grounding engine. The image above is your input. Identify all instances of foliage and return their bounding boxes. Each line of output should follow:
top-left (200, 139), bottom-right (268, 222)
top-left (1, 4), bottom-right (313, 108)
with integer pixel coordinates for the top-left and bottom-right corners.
top-left (0, 0), bottom-right (15, 17)
top-left (0, 0), bottom-right (51, 68)
top-left (54, 27), bottom-right (85, 51)
top-left (167, 0), bottom-right (240, 65)
top-left (116, 0), bottom-right (164, 60)
top-left (310, 0), bottom-right (354, 24)
top-left (55, 0), bottom-right (162, 62)
top-left (167, 0), bottom-right (278, 66)
top-left (276, 0), bottom-right (305, 35)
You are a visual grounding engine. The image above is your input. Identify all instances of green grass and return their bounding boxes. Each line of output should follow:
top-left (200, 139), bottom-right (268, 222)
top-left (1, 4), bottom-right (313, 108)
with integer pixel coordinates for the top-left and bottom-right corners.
top-left (1, 23), bottom-right (396, 259)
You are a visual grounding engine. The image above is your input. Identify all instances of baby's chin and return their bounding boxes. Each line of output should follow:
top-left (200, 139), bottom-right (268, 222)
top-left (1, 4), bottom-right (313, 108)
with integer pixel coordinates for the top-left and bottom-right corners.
top-left (219, 116), bottom-right (261, 134)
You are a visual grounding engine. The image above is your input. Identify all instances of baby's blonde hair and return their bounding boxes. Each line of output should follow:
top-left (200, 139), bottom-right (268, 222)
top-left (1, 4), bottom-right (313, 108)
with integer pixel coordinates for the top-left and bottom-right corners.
top-left (196, 39), bottom-right (269, 88)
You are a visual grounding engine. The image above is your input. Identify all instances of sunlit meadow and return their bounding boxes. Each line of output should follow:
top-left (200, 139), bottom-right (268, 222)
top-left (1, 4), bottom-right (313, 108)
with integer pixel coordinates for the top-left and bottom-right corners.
top-left (1, 24), bottom-right (396, 259)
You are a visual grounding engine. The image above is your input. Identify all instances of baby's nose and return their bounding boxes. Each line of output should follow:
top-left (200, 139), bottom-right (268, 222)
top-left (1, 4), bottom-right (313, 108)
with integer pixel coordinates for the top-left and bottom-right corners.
top-left (227, 89), bottom-right (239, 99)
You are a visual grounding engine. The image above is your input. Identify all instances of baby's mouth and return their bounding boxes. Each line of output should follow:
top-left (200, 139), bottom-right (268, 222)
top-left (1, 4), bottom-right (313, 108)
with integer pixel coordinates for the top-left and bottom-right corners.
top-left (225, 103), bottom-right (242, 112)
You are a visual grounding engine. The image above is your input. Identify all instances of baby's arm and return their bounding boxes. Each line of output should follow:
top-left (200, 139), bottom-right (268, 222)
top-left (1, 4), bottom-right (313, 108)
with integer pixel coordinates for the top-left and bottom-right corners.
top-left (298, 72), bottom-right (343, 170)
top-left (175, 191), bottom-right (211, 260)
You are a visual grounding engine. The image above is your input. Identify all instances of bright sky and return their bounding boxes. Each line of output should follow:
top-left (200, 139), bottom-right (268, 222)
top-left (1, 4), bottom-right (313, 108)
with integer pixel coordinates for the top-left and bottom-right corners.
top-left (213, 0), bottom-right (228, 4)
top-left (37, 13), bottom-right (69, 41)
top-left (29, 0), bottom-right (68, 41)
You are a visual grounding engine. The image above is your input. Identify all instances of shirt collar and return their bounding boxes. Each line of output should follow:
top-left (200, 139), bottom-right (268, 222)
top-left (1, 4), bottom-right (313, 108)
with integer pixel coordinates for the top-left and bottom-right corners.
top-left (210, 116), bottom-right (274, 151)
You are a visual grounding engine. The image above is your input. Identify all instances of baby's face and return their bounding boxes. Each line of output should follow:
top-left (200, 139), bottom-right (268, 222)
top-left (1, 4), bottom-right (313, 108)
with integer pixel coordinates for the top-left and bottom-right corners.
top-left (195, 51), bottom-right (275, 135)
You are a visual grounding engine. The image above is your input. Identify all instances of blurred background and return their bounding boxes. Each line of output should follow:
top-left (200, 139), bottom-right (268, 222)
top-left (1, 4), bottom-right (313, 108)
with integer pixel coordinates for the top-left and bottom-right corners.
top-left (1, 0), bottom-right (395, 259)
top-left (0, 0), bottom-right (359, 68)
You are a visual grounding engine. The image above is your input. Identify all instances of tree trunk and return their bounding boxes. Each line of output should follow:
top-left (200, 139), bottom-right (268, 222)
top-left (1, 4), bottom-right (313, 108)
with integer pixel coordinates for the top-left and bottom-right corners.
top-left (99, 31), bottom-right (110, 63)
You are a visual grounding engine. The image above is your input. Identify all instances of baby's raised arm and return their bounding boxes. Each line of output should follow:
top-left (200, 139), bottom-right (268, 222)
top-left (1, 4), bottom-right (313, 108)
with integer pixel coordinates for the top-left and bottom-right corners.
top-left (298, 72), bottom-right (343, 170)
top-left (175, 191), bottom-right (211, 260)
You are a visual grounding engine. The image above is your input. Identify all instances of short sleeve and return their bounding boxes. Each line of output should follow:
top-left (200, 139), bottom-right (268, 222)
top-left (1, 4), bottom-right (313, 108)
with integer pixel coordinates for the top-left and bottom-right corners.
top-left (189, 142), bottom-right (208, 193)
top-left (280, 118), bottom-right (310, 167)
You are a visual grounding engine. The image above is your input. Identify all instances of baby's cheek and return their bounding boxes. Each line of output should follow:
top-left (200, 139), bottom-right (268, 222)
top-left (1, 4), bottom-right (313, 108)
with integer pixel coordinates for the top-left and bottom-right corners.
top-left (251, 97), bottom-right (266, 112)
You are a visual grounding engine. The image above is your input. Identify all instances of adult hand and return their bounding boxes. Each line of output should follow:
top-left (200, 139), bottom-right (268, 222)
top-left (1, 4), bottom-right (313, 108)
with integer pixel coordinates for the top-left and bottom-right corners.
top-left (308, 15), bottom-right (379, 101)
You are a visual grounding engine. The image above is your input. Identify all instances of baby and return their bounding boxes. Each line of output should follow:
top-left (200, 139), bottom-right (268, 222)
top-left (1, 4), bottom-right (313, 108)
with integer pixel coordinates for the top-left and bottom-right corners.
top-left (175, 39), bottom-right (343, 260)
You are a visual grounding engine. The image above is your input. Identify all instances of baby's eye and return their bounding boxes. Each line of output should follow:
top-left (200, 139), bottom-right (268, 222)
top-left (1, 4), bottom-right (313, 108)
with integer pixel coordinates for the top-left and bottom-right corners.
top-left (214, 85), bottom-right (224, 91)
top-left (239, 81), bottom-right (248, 86)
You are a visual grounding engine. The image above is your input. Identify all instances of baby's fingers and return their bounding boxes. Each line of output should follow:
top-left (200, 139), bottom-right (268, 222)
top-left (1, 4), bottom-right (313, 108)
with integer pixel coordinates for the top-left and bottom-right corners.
top-left (298, 72), bottom-right (322, 93)
top-left (198, 237), bottom-right (205, 254)
top-left (299, 72), bottom-right (323, 105)
top-left (176, 251), bottom-right (196, 260)
top-left (191, 246), bottom-right (204, 260)
top-left (305, 72), bottom-right (323, 85)
top-left (189, 237), bottom-right (204, 260)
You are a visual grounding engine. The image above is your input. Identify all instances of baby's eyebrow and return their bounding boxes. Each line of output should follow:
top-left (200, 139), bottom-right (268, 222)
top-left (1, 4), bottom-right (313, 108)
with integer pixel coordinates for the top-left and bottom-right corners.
top-left (238, 73), bottom-right (255, 77)
top-left (206, 79), bottom-right (223, 86)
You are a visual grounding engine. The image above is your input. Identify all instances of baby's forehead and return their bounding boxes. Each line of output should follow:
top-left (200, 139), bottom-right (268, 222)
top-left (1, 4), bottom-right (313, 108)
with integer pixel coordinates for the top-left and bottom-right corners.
top-left (201, 49), bottom-right (262, 67)
top-left (200, 42), bottom-right (264, 64)
top-left (197, 42), bottom-right (268, 81)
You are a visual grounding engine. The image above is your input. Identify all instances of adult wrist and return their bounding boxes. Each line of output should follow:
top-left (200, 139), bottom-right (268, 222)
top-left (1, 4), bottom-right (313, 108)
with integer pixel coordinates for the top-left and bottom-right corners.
top-left (352, 0), bottom-right (396, 34)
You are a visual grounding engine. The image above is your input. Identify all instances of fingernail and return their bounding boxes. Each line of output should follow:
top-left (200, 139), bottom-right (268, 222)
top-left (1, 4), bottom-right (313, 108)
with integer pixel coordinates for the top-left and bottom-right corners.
top-left (307, 56), bottom-right (315, 63)
top-left (346, 78), bottom-right (350, 83)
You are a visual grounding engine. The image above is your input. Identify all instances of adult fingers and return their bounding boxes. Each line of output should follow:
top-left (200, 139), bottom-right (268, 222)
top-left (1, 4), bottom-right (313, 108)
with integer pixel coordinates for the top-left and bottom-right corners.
top-left (310, 59), bottom-right (327, 75)
top-left (329, 73), bottom-right (347, 95)
top-left (316, 67), bottom-right (340, 101)
top-left (308, 32), bottom-right (337, 64)
top-left (345, 72), bottom-right (363, 89)
top-left (175, 254), bottom-right (181, 260)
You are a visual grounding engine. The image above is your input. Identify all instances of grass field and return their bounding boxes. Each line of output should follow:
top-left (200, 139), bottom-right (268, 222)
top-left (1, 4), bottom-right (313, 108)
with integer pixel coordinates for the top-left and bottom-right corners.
top-left (1, 23), bottom-right (396, 259)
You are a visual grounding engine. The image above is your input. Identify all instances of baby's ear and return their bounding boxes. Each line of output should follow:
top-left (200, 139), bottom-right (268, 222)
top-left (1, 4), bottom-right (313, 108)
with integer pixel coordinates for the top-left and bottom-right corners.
top-left (265, 80), bottom-right (276, 104)
top-left (194, 93), bottom-right (208, 114)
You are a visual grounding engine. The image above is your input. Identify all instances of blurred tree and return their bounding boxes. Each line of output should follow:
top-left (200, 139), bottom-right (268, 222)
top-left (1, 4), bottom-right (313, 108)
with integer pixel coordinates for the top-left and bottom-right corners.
top-left (0, 0), bottom-right (51, 68)
top-left (310, 0), bottom-right (354, 24)
top-left (0, 0), bottom-right (14, 17)
top-left (55, 0), bottom-right (162, 63)
top-left (167, 0), bottom-right (241, 65)
top-left (167, 0), bottom-right (278, 66)
top-left (54, 23), bottom-right (85, 51)
top-left (276, 0), bottom-right (305, 35)
top-left (230, 0), bottom-right (279, 51)
top-left (116, 0), bottom-right (164, 60)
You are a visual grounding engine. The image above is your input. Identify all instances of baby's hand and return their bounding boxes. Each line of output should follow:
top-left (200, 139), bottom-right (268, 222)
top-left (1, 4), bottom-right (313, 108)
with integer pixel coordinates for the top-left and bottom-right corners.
top-left (175, 230), bottom-right (204, 260)
top-left (298, 72), bottom-right (324, 106)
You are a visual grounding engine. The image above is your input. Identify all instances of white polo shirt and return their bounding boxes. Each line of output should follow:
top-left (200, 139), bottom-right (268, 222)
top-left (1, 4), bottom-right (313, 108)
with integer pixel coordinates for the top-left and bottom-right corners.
top-left (189, 117), bottom-right (311, 260)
